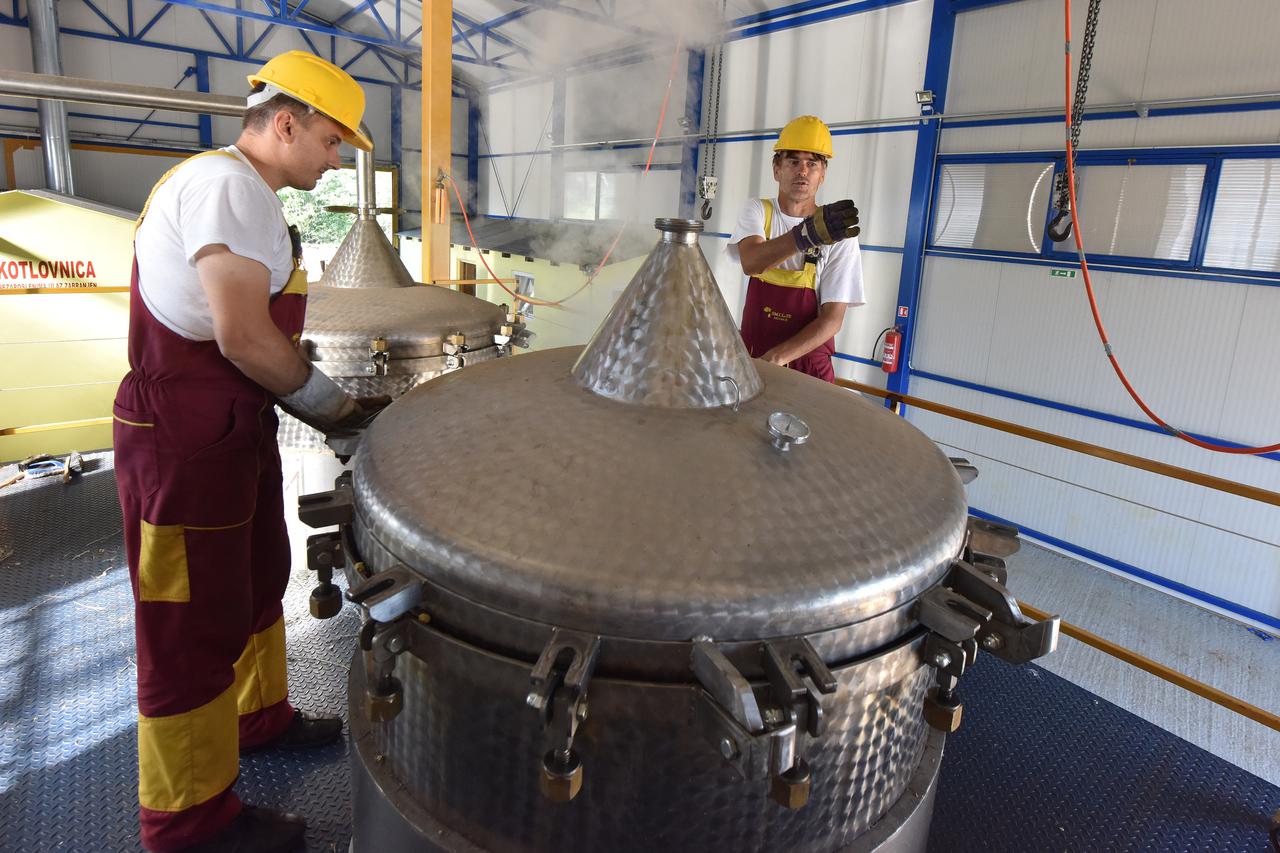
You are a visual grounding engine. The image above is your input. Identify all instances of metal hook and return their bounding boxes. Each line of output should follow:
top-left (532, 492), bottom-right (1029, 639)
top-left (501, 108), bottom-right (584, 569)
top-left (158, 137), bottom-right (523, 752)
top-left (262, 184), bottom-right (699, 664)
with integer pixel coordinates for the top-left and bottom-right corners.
top-left (718, 376), bottom-right (741, 412)
top-left (701, 199), bottom-right (713, 220)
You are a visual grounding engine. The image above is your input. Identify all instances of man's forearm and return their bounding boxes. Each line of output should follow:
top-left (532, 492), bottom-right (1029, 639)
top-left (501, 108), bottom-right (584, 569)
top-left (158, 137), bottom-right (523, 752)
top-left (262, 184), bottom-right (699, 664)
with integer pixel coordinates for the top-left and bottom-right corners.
top-left (220, 329), bottom-right (310, 396)
top-left (737, 233), bottom-right (802, 276)
top-left (762, 314), bottom-right (843, 365)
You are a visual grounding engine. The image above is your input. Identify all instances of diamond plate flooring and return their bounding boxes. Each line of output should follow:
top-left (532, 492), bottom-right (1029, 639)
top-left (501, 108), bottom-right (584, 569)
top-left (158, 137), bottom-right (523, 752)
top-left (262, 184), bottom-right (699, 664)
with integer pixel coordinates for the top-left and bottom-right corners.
top-left (1, 456), bottom-right (1277, 851)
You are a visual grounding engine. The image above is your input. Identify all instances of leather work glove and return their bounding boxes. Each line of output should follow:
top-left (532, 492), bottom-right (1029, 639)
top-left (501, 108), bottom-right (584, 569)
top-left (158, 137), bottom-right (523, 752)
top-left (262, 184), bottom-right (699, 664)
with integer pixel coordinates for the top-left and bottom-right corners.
top-left (792, 200), bottom-right (860, 252)
top-left (278, 365), bottom-right (364, 435)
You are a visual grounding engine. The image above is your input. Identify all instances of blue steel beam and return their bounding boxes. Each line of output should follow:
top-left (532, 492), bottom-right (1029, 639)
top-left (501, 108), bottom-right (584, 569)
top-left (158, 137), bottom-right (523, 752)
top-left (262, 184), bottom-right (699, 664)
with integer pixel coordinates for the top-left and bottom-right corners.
top-left (452, 9), bottom-right (532, 58)
top-left (453, 7), bottom-right (535, 49)
top-left (678, 48), bottom-right (705, 219)
top-left (194, 53), bottom-right (213, 147)
top-left (887, 0), bottom-right (956, 403)
top-left (151, 0), bottom-right (419, 53)
top-left (135, 3), bottom-right (171, 39)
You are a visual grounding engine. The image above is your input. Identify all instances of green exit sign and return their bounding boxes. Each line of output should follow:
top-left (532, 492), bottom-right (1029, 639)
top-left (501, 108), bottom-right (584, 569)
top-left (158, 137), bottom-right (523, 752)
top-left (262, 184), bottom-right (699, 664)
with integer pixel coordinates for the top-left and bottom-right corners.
top-left (1050, 268), bottom-right (1077, 278)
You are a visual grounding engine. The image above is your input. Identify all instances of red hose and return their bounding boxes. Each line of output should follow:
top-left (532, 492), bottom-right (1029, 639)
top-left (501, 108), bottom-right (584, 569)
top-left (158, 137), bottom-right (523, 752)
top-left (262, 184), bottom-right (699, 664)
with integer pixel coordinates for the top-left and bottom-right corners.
top-left (1062, 0), bottom-right (1280, 454)
top-left (445, 37), bottom-right (685, 309)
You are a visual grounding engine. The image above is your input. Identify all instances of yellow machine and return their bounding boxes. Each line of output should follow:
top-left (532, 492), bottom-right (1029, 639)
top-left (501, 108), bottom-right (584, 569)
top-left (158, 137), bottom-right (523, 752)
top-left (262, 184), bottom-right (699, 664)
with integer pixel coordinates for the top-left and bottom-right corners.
top-left (0, 189), bottom-right (136, 462)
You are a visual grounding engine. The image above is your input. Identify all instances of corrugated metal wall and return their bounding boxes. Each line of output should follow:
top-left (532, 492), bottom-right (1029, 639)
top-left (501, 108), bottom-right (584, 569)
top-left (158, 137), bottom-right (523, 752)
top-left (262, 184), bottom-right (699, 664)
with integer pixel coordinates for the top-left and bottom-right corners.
top-left (914, 0), bottom-right (1280, 626)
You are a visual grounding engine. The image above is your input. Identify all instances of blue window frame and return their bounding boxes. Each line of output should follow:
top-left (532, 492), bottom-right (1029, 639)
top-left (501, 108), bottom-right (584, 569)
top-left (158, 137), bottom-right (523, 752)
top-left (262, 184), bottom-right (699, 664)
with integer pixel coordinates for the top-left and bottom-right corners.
top-left (927, 145), bottom-right (1280, 284)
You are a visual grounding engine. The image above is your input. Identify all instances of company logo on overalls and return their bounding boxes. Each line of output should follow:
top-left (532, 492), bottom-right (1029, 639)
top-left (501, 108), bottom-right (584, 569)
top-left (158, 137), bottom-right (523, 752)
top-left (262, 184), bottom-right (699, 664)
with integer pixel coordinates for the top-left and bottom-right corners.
top-left (763, 306), bottom-right (792, 322)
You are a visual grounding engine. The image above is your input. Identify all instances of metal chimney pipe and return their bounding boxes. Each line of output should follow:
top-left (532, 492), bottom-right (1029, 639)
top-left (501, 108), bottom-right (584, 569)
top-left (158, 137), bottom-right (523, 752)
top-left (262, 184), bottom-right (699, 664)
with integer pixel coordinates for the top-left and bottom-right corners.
top-left (26, 0), bottom-right (75, 194)
top-left (356, 144), bottom-right (375, 219)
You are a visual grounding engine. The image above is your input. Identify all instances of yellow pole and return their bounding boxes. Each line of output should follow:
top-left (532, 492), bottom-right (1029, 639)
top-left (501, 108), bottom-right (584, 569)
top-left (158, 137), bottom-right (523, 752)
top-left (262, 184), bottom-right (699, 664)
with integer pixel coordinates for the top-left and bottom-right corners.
top-left (422, 0), bottom-right (452, 284)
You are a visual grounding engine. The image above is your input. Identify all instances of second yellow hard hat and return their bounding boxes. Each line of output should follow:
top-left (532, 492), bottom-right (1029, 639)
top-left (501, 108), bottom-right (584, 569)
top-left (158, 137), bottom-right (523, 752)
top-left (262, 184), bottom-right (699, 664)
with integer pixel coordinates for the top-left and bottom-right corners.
top-left (774, 115), bottom-right (833, 159)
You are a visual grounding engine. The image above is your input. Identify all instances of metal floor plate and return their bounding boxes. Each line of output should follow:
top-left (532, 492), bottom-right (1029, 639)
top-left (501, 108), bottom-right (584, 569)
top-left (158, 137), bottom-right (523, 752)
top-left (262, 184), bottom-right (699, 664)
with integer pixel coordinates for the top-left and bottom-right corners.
top-left (1, 459), bottom-right (1276, 852)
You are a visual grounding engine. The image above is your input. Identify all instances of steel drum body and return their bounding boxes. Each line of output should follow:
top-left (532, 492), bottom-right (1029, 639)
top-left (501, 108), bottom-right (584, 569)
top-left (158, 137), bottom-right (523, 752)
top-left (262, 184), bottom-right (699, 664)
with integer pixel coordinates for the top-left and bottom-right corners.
top-left (340, 342), bottom-right (967, 851)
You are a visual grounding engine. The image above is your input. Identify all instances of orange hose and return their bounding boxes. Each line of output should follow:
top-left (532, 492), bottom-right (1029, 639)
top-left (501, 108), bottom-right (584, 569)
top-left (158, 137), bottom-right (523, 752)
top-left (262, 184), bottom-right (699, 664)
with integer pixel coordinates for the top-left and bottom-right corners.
top-left (445, 37), bottom-right (685, 309)
top-left (1062, 0), bottom-right (1280, 454)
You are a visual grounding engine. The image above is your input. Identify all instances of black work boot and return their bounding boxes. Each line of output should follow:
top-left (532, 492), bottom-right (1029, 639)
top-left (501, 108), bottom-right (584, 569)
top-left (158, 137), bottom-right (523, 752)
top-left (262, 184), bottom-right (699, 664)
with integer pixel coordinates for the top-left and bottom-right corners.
top-left (179, 806), bottom-right (305, 853)
top-left (243, 709), bottom-right (343, 752)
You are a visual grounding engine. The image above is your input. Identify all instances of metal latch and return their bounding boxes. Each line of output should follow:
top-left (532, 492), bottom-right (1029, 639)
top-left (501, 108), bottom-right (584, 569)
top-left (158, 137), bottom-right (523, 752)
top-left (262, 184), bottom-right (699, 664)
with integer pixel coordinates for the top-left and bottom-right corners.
top-left (914, 542), bottom-right (1061, 733)
top-left (691, 635), bottom-right (838, 810)
top-left (527, 629), bottom-right (601, 803)
top-left (494, 308), bottom-right (534, 356)
top-left (367, 336), bottom-right (390, 376)
top-left (349, 567), bottom-right (425, 725)
top-left (443, 332), bottom-right (469, 370)
top-left (298, 486), bottom-right (354, 528)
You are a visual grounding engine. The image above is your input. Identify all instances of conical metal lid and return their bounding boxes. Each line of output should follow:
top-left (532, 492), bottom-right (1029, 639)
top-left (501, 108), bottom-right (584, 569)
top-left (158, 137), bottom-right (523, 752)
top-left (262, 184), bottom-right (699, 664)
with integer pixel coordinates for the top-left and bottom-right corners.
top-left (318, 218), bottom-right (415, 289)
top-left (571, 218), bottom-right (763, 409)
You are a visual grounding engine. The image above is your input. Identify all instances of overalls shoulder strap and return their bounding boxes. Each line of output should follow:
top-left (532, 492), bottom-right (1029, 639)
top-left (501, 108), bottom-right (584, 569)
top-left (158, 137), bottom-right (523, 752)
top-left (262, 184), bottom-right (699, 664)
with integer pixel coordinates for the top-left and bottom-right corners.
top-left (757, 198), bottom-right (817, 291)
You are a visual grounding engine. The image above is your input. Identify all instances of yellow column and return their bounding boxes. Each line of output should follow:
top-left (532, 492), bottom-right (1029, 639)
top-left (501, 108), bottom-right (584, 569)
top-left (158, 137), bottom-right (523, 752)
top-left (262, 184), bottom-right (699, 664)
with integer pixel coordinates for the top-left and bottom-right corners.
top-left (422, 0), bottom-right (452, 284)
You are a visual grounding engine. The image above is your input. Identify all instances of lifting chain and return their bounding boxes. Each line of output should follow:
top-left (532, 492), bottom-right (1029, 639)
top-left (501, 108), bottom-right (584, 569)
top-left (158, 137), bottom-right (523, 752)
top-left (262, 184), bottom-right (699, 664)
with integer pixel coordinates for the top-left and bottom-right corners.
top-left (1049, 0), bottom-right (1103, 243)
top-left (697, 1), bottom-right (727, 221)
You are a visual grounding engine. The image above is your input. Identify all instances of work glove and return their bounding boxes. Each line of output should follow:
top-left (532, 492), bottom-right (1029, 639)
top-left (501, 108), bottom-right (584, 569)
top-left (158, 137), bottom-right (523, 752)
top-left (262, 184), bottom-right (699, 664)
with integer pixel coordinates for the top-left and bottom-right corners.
top-left (791, 200), bottom-right (860, 252)
top-left (278, 365), bottom-right (370, 435)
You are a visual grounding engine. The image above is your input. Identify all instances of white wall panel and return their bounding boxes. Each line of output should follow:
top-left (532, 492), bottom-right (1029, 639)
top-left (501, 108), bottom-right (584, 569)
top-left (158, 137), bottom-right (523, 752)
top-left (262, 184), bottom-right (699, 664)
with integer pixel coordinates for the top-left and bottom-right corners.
top-left (835, 250), bottom-right (902, 359)
top-left (1215, 284), bottom-right (1280, 447)
top-left (401, 89), bottom-right (423, 152)
top-left (913, 255), bottom-right (1000, 382)
top-left (719, 0), bottom-right (929, 133)
top-left (565, 53), bottom-right (689, 145)
top-left (1142, 0), bottom-right (1280, 102)
top-left (484, 82), bottom-right (552, 156)
top-left (1131, 112), bottom-right (1280, 149)
top-left (450, 97), bottom-right (467, 153)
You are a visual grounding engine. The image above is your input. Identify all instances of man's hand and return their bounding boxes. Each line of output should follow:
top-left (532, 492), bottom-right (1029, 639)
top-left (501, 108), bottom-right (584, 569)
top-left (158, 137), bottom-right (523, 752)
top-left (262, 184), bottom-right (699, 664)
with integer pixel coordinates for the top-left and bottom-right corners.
top-left (792, 200), bottom-right (860, 252)
top-left (758, 347), bottom-right (790, 367)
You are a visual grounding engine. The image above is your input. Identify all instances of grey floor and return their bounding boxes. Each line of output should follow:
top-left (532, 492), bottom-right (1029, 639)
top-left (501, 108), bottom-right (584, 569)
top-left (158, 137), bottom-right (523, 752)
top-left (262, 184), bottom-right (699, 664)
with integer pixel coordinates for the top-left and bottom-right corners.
top-left (1004, 539), bottom-right (1280, 786)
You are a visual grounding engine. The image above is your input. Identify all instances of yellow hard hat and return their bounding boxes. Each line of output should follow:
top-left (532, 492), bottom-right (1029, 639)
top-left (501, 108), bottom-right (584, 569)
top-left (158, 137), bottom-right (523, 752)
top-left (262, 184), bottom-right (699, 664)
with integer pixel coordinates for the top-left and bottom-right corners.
top-left (247, 51), bottom-right (372, 151)
top-left (773, 115), bottom-right (833, 159)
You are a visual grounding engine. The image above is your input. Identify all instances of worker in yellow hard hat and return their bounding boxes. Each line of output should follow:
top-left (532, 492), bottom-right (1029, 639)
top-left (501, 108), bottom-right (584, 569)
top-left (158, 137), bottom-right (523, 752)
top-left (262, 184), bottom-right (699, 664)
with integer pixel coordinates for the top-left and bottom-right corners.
top-left (726, 115), bottom-right (863, 382)
top-left (115, 50), bottom-right (384, 852)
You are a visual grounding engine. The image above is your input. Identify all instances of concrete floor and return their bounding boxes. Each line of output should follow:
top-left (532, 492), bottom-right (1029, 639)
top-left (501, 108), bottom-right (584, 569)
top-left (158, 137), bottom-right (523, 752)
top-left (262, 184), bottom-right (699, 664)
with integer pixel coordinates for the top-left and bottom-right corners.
top-left (1005, 539), bottom-right (1280, 786)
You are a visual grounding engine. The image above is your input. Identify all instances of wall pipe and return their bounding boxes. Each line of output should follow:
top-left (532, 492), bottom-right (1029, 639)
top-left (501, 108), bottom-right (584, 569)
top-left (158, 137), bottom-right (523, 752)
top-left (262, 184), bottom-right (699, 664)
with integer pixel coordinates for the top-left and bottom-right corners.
top-left (546, 89), bottom-right (1280, 153)
top-left (26, 0), bottom-right (75, 194)
top-left (0, 70), bottom-right (377, 205)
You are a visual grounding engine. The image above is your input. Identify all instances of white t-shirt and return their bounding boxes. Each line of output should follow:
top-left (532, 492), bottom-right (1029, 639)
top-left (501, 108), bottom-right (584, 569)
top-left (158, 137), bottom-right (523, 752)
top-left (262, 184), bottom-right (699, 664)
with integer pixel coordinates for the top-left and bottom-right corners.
top-left (134, 145), bottom-right (295, 340)
top-left (725, 197), bottom-right (865, 306)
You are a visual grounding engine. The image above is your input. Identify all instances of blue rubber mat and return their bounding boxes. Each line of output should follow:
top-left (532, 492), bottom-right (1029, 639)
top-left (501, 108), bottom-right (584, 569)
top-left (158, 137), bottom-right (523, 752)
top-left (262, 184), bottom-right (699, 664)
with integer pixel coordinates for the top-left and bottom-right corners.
top-left (0, 459), bottom-right (1276, 852)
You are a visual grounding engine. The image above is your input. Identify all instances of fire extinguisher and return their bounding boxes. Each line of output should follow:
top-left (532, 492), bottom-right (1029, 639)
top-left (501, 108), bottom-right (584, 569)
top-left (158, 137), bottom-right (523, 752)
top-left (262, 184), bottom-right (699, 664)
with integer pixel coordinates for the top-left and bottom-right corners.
top-left (881, 327), bottom-right (902, 374)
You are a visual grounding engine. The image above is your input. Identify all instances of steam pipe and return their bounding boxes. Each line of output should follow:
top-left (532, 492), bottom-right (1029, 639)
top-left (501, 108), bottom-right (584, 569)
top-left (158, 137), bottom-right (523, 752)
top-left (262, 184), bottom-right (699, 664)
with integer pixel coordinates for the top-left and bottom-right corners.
top-left (26, 0), bottom-right (75, 194)
top-left (0, 71), bottom-right (376, 205)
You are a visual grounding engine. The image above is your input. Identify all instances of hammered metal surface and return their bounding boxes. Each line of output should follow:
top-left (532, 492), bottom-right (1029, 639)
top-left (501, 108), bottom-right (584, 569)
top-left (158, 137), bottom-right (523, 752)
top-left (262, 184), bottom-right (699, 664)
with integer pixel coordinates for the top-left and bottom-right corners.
top-left (303, 285), bottom-right (507, 361)
top-left (318, 218), bottom-right (415, 289)
top-left (353, 346), bottom-right (968, 642)
top-left (359, 629), bottom-right (931, 853)
top-left (571, 219), bottom-right (763, 409)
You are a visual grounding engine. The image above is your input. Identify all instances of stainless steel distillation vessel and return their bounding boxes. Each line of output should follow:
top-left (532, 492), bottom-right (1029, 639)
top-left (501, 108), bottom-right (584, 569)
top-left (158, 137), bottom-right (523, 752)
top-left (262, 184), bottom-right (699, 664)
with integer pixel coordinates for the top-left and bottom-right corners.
top-left (299, 218), bottom-right (1058, 852)
top-left (277, 145), bottom-right (528, 456)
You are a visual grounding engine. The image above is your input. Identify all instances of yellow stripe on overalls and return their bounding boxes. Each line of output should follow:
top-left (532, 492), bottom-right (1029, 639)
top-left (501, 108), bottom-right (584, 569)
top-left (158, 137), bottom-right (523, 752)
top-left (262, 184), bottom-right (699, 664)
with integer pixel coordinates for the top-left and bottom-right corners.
top-left (758, 199), bottom-right (818, 290)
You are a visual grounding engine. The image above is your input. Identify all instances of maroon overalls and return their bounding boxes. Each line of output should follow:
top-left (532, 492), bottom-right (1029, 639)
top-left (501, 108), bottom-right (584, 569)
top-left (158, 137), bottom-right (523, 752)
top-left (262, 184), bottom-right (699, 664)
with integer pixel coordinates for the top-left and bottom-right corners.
top-left (739, 198), bottom-right (836, 383)
top-left (112, 151), bottom-right (308, 851)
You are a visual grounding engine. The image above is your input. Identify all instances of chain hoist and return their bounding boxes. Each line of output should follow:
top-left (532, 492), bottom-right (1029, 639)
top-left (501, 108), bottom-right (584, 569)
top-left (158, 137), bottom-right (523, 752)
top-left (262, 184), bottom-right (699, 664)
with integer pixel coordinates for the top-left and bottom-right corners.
top-left (1048, 0), bottom-right (1102, 242)
top-left (698, 2), bottom-right (727, 220)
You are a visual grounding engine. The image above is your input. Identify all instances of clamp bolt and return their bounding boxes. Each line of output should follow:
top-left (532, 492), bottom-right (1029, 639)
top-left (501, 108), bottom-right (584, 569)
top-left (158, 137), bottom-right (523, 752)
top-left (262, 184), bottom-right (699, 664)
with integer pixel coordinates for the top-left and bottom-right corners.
top-left (981, 633), bottom-right (1004, 651)
top-left (719, 737), bottom-right (738, 760)
top-left (931, 651), bottom-right (952, 669)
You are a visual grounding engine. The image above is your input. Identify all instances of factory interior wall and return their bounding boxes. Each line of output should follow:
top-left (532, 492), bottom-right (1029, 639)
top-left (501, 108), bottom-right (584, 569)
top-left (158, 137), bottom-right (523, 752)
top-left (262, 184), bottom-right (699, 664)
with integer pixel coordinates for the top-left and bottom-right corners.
top-left (470, 0), bottom-right (931, 372)
top-left (908, 0), bottom-right (1280, 628)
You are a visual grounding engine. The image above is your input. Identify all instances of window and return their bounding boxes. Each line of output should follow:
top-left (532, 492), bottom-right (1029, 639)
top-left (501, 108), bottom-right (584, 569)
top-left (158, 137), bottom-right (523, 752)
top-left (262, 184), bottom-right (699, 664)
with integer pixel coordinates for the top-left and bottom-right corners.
top-left (564, 171), bottom-right (598, 220)
top-left (932, 162), bottom-right (1054, 253)
top-left (1203, 159), bottom-right (1280, 273)
top-left (1051, 163), bottom-right (1205, 262)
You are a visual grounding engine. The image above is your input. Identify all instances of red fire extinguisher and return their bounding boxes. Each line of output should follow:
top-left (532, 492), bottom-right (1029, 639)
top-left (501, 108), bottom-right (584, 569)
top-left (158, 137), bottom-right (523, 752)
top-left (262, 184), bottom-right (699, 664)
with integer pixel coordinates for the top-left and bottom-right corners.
top-left (881, 327), bottom-right (902, 374)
